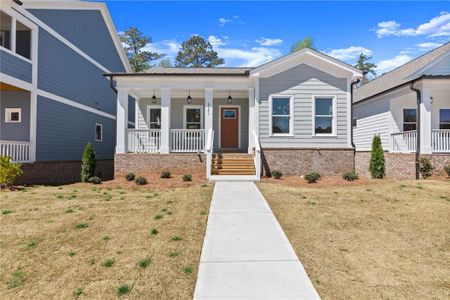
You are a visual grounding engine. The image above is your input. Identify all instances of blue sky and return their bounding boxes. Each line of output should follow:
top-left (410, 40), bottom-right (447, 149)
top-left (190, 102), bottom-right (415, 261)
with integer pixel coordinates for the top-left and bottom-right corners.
top-left (102, 1), bottom-right (449, 74)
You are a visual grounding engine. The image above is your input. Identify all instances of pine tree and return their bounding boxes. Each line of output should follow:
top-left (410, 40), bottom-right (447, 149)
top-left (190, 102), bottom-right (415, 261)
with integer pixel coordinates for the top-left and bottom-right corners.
top-left (369, 135), bottom-right (385, 179)
top-left (81, 143), bottom-right (96, 182)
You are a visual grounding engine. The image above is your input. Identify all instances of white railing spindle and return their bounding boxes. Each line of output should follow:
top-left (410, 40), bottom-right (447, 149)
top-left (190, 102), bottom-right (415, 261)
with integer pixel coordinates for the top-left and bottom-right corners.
top-left (0, 140), bottom-right (31, 163)
top-left (170, 129), bottom-right (205, 153)
top-left (432, 129), bottom-right (450, 153)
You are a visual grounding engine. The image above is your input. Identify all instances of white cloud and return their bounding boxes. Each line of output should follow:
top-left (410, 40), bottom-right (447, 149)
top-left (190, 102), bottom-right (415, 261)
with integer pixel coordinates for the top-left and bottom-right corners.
top-left (375, 54), bottom-right (412, 74)
top-left (144, 40), bottom-right (181, 55)
top-left (256, 37), bottom-right (283, 46)
top-left (207, 35), bottom-right (226, 47)
top-left (375, 12), bottom-right (450, 38)
top-left (218, 17), bottom-right (231, 26)
top-left (325, 46), bottom-right (372, 62)
top-left (415, 42), bottom-right (443, 51)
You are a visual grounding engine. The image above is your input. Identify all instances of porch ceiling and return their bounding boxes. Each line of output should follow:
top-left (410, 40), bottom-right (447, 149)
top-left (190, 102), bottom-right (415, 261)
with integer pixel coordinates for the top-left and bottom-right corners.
top-left (131, 89), bottom-right (250, 99)
top-left (0, 82), bottom-right (27, 92)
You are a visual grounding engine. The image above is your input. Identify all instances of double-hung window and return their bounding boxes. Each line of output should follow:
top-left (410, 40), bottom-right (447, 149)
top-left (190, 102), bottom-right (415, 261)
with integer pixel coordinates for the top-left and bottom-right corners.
top-left (314, 96), bottom-right (336, 135)
top-left (403, 109), bottom-right (417, 131)
top-left (95, 123), bottom-right (103, 142)
top-left (147, 106), bottom-right (161, 129)
top-left (270, 96), bottom-right (293, 135)
top-left (184, 106), bottom-right (203, 129)
top-left (440, 109), bottom-right (450, 129)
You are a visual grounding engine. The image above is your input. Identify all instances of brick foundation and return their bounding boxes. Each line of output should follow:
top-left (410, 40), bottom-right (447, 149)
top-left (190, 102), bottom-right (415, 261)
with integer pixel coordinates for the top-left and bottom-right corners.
top-left (355, 152), bottom-right (450, 179)
top-left (18, 160), bottom-right (114, 185)
top-left (114, 153), bottom-right (205, 177)
top-left (261, 148), bottom-right (354, 176)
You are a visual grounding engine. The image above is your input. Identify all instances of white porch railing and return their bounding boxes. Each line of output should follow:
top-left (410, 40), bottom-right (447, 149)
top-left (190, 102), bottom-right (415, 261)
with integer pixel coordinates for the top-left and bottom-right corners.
top-left (170, 129), bottom-right (205, 153)
top-left (0, 140), bottom-right (31, 163)
top-left (432, 129), bottom-right (450, 153)
top-left (205, 129), bottom-right (214, 179)
top-left (127, 129), bottom-right (161, 153)
top-left (253, 130), bottom-right (261, 179)
top-left (391, 131), bottom-right (417, 153)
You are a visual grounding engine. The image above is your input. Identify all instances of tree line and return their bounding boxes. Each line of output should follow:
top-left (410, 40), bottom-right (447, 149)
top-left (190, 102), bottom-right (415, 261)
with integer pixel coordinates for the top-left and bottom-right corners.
top-left (120, 28), bottom-right (377, 83)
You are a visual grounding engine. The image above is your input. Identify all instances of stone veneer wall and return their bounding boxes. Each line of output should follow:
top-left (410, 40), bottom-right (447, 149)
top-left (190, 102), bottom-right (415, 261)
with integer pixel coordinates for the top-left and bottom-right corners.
top-left (18, 160), bottom-right (114, 185)
top-left (261, 148), bottom-right (354, 176)
top-left (355, 152), bottom-right (450, 179)
top-left (114, 153), bottom-right (205, 177)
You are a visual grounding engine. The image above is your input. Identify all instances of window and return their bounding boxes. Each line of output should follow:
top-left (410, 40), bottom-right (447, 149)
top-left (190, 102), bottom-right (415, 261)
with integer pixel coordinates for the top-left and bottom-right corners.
top-left (95, 124), bottom-right (103, 141)
top-left (5, 108), bottom-right (21, 123)
top-left (16, 21), bottom-right (31, 59)
top-left (147, 106), bottom-right (161, 129)
top-left (184, 106), bottom-right (202, 129)
top-left (314, 96), bottom-right (335, 135)
top-left (270, 96), bottom-right (293, 135)
top-left (403, 109), bottom-right (417, 131)
top-left (223, 109), bottom-right (236, 119)
top-left (0, 11), bottom-right (11, 49)
top-left (440, 109), bottom-right (450, 129)
top-left (0, 10), bottom-right (31, 59)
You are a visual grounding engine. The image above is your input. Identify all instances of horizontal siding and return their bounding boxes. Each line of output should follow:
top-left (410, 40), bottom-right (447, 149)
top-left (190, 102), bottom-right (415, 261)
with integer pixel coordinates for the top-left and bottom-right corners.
top-left (36, 96), bottom-right (115, 161)
top-left (353, 98), bottom-right (391, 151)
top-left (28, 9), bottom-right (125, 72)
top-left (259, 64), bottom-right (349, 148)
top-left (37, 28), bottom-right (117, 115)
top-left (0, 49), bottom-right (32, 83)
top-left (0, 90), bottom-right (30, 141)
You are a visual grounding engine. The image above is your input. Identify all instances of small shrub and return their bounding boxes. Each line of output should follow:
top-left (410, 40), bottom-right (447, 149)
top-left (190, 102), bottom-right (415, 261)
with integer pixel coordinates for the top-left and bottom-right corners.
top-left (75, 223), bottom-right (89, 229)
top-left (182, 174), bottom-right (192, 182)
top-left (117, 284), bottom-right (130, 296)
top-left (81, 143), bottom-right (96, 182)
top-left (150, 228), bottom-right (158, 235)
top-left (343, 171), bottom-right (359, 181)
top-left (102, 235), bottom-right (110, 241)
top-left (73, 288), bottom-right (83, 299)
top-left (138, 257), bottom-right (151, 268)
top-left (88, 176), bottom-right (102, 184)
top-left (305, 172), bottom-right (321, 183)
top-left (135, 176), bottom-right (147, 185)
top-left (271, 170), bottom-right (282, 179)
top-left (443, 164), bottom-right (450, 177)
top-left (0, 156), bottom-right (23, 186)
top-left (2, 209), bottom-right (12, 215)
top-left (183, 266), bottom-right (193, 274)
top-left (102, 258), bottom-right (114, 268)
top-left (125, 173), bottom-right (135, 181)
top-left (154, 214), bottom-right (163, 220)
top-left (369, 135), bottom-right (385, 179)
top-left (160, 170), bottom-right (171, 179)
top-left (68, 251), bottom-right (76, 257)
top-left (418, 157), bottom-right (434, 179)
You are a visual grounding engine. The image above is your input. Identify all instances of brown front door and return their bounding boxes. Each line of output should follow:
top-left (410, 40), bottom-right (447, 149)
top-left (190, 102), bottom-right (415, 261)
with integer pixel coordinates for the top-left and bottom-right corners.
top-left (220, 107), bottom-right (239, 149)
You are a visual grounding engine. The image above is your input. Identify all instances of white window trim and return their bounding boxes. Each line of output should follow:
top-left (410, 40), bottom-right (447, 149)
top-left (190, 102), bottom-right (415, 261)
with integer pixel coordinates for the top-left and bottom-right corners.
top-left (146, 105), bottom-right (161, 130)
top-left (269, 94), bottom-right (294, 136)
top-left (95, 123), bottom-right (103, 142)
top-left (312, 95), bottom-right (337, 137)
top-left (183, 105), bottom-right (203, 129)
top-left (5, 108), bottom-right (21, 123)
top-left (403, 108), bottom-right (417, 132)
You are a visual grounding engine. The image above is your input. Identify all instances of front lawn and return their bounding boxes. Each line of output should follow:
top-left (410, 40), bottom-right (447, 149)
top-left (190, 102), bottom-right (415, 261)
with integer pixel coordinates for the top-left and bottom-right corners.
top-left (0, 183), bottom-right (213, 299)
top-left (258, 179), bottom-right (450, 299)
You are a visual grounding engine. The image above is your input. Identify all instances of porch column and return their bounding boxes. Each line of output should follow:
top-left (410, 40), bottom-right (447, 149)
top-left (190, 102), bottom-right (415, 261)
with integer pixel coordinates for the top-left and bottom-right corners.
top-left (116, 88), bottom-right (129, 154)
top-left (248, 87), bottom-right (255, 153)
top-left (160, 87), bottom-right (171, 153)
top-left (10, 17), bottom-right (16, 53)
top-left (204, 87), bottom-right (214, 134)
top-left (420, 88), bottom-right (433, 154)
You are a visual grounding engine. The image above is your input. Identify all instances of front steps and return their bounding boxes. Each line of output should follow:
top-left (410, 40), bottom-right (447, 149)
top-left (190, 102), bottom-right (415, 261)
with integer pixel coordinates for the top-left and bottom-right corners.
top-left (211, 153), bottom-right (256, 176)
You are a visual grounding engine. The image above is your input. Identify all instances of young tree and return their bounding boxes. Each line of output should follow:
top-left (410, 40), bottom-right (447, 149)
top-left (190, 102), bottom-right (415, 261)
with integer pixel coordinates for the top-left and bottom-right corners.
top-left (369, 135), bottom-right (385, 179)
top-left (81, 143), bottom-right (96, 182)
top-left (119, 27), bottom-right (165, 72)
top-left (290, 36), bottom-right (315, 53)
top-left (157, 57), bottom-right (173, 68)
top-left (175, 35), bottom-right (225, 67)
top-left (354, 53), bottom-right (377, 84)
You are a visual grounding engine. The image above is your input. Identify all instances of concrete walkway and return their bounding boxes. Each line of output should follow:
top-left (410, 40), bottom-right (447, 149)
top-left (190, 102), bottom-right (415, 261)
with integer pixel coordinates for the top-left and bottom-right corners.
top-left (194, 182), bottom-right (320, 300)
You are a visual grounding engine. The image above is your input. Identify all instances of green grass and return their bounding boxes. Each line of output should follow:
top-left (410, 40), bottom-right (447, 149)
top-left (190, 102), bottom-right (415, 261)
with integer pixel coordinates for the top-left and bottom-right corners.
top-left (171, 235), bottom-right (182, 241)
top-left (150, 228), bottom-right (158, 236)
top-left (2, 210), bottom-right (12, 215)
top-left (169, 251), bottom-right (179, 257)
top-left (65, 208), bottom-right (74, 213)
top-left (154, 214), bottom-right (163, 220)
top-left (138, 257), bottom-right (151, 269)
top-left (183, 266), bottom-right (193, 274)
top-left (102, 258), bottom-right (114, 268)
top-left (102, 235), bottom-right (110, 241)
top-left (27, 239), bottom-right (38, 249)
top-left (7, 268), bottom-right (24, 289)
top-left (68, 251), bottom-right (76, 257)
top-left (75, 223), bottom-right (89, 229)
top-left (73, 288), bottom-right (83, 299)
top-left (117, 284), bottom-right (130, 296)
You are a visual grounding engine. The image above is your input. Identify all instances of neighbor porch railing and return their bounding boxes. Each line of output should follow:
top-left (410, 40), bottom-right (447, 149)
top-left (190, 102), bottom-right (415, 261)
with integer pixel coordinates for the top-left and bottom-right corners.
top-left (0, 140), bottom-right (31, 163)
top-left (432, 129), bottom-right (450, 153)
top-left (170, 129), bottom-right (205, 153)
top-left (391, 131), bottom-right (417, 153)
top-left (127, 129), bottom-right (161, 153)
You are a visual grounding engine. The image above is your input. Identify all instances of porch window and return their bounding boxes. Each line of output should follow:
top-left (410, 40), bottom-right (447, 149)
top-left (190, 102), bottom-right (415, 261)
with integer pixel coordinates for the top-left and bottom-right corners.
top-left (95, 123), bottom-right (103, 142)
top-left (403, 109), bottom-right (417, 131)
top-left (5, 108), bottom-right (21, 123)
top-left (184, 106), bottom-right (203, 129)
top-left (16, 21), bottom-right (31, 59)
top-left (314, 96), bottom-right (336, 135)
top-left (0, 11), bottom-right (11, 49)
top-left (440, 109), bottom-right (450, 129)
top-left (270, 96), bottom-right (293, 135)
top-left (147, 106), bottom-right (161, 129)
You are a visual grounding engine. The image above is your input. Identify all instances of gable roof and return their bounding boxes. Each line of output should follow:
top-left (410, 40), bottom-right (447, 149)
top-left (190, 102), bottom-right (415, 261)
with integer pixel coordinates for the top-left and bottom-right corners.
top-left (354, 42), bottom-right (450, 103)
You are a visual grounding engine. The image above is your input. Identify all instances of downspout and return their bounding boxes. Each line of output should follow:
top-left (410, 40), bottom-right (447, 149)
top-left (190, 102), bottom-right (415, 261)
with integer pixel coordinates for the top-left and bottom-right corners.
top-left (350, 78), bottom-right (361, 172)
top-left (107, 75), bottom-right (118, 94)
top-left (409, 81), bottom-right (421, 180)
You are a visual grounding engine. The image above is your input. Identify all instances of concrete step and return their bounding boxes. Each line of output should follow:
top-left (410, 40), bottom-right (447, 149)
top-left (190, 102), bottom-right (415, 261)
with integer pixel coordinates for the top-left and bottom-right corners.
top-left (213, 165), bottom-right (255, 170)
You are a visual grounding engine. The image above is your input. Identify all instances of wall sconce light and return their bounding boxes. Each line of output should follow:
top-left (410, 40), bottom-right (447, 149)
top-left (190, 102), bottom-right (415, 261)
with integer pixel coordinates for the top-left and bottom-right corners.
top-left (187, 90), bottom-right (192, 104)
top-left (227, 90), bottom-right (233, 104)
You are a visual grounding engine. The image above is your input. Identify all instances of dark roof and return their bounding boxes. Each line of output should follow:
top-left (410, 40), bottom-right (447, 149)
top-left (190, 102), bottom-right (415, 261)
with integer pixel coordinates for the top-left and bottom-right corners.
top-left (354, 43), bottom-right (450, 102)
top-left (106, 67), bottom-right (252, 77)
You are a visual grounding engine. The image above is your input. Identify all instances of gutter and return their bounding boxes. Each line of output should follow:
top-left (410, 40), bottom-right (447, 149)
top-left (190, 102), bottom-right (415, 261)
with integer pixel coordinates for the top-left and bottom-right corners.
top-left (350, 79), bottom-right (361, 149)
top-left (409, 81), bottom-right (421, 180)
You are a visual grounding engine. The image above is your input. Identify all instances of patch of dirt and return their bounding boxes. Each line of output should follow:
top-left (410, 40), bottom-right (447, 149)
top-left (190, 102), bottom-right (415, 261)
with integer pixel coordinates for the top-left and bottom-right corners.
top-left (261, 175), bottom-right (376, 188)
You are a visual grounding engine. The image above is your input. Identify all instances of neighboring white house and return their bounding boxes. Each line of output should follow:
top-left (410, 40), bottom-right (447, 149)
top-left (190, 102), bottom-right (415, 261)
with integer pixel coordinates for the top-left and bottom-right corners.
top-left (353, 43), bottom-right (450, 178)
top-left (107, 48), bottom-right (363, 180)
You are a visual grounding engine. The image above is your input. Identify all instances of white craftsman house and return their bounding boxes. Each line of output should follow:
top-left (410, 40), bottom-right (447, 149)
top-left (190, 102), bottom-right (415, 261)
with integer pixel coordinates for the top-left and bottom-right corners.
top-left (107, 48), bottom-right (362, 180)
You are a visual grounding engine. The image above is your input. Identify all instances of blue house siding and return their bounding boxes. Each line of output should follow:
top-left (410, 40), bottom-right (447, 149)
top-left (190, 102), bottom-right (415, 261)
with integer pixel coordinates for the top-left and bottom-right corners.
top-left (28, 9), bottom-right (125, 72)
top-left (0, 90), bottom-right (30, 141)
top-left (37, 29), bottom-right (117, 115)
top-left (0, 49), bottom-right (32, 83)
top-left (36, 96), bottom-right (116, 161)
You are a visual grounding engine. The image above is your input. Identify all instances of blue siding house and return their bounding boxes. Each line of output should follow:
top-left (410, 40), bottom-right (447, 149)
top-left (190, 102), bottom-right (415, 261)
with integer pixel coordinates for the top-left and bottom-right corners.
top-left (0, 1), bottom-right (133, 183)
